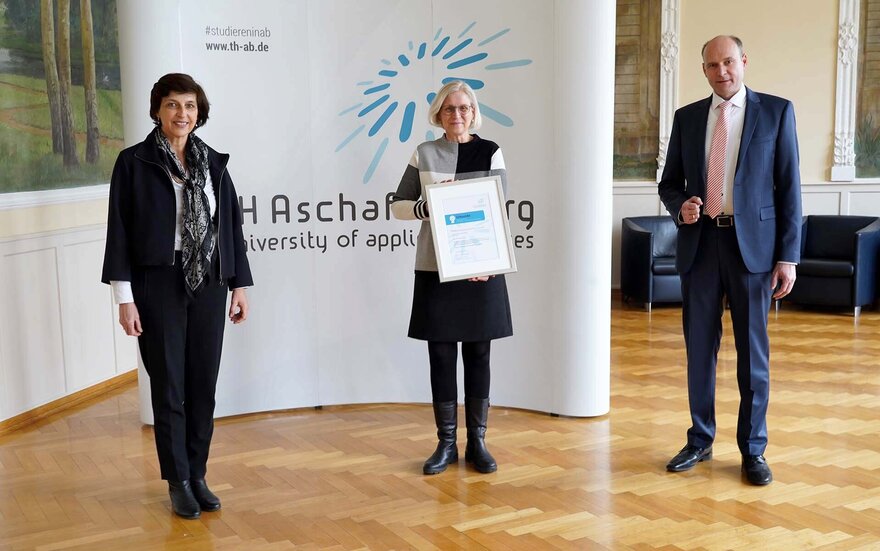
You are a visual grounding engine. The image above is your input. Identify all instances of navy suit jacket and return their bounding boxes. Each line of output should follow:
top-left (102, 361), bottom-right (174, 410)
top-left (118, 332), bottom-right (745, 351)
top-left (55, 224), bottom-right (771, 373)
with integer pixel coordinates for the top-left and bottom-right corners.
top-left (658, 87), bottom-right (802, 274)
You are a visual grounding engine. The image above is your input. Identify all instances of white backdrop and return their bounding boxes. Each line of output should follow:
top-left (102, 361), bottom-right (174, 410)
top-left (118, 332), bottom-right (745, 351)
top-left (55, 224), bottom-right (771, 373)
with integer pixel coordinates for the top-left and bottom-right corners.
top-left (117, 0), bottom-right (612, 420)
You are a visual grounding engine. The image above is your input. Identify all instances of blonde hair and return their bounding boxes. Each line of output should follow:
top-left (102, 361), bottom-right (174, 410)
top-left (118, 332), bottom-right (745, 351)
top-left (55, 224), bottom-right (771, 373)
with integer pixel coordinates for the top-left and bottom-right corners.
top-left (427, 81), bottom-right (482, 130)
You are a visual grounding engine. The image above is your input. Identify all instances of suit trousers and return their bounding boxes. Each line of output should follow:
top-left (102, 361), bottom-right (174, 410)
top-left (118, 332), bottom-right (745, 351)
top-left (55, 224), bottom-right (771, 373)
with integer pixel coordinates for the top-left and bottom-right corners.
top-left (680, 221), bottom-right (772, 456)
top-left (133, 258), bottom-right (228, 482)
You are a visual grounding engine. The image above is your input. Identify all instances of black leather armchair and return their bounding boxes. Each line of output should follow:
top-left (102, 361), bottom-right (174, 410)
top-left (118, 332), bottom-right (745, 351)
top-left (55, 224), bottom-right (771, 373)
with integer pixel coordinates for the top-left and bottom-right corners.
top-left (621, 216), bottom-right (681, 311)
top-left (782, 215), bottom-right (880, 316)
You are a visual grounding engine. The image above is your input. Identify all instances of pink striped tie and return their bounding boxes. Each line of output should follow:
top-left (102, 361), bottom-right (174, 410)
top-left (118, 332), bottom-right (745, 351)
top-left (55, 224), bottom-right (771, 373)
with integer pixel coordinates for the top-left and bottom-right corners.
top-left (705, 101), bottom-right (730, 219)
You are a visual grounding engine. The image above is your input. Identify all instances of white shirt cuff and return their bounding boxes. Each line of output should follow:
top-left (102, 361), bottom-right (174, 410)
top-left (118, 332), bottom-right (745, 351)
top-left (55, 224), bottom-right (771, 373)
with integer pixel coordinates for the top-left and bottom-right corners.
top-left (110, 281), bottom-right (134, 304)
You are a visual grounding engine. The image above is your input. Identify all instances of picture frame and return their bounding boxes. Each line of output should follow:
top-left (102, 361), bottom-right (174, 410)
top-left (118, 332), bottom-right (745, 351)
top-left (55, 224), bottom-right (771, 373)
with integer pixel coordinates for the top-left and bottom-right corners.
top-left (425, 175), bottom-right (518, 282)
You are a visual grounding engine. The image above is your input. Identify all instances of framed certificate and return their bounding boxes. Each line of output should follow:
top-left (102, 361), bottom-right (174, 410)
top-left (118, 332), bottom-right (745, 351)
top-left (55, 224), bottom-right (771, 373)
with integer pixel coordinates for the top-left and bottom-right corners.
top-left (425, 175), bottom-right (518, 282)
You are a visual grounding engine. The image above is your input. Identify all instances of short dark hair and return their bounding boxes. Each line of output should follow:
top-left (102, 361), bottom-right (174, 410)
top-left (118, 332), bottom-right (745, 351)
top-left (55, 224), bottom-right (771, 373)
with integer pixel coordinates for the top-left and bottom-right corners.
top-left (701, 35), bottom-right (744, 60)
top-left (149, 73), bottom-right (210, 128)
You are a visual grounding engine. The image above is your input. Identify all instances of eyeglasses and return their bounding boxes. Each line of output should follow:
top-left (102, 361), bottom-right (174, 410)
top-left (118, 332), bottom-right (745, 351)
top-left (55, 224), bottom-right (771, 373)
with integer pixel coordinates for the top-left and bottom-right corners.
top-left (441, 105), bottom-right (473, 116)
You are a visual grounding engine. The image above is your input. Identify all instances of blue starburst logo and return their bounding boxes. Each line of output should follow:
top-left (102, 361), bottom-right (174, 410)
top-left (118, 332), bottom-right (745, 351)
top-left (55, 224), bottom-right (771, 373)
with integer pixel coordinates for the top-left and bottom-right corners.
top-left (335, 22), bottom-right (533, 183)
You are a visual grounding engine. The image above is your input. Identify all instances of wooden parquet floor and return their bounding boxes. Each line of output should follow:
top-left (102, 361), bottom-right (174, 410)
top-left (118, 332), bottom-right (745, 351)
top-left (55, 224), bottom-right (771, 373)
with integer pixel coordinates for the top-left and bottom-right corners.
top-left (2, 299), bottom-right (880, 550)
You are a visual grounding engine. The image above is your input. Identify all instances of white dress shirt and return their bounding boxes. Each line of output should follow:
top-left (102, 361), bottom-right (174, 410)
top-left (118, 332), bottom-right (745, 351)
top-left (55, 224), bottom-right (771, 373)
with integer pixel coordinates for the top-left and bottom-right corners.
top-left (704, 86), bottom-right (747, 216)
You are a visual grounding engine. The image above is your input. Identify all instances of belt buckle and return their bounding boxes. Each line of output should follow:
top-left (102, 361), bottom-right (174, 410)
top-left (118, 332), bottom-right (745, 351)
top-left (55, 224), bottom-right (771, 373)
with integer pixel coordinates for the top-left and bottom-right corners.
top-left (716, 215), bottom-right (733, 228)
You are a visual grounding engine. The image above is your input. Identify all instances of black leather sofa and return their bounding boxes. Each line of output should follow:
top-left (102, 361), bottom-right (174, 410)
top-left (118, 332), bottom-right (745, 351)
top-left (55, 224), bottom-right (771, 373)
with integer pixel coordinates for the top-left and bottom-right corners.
top-left (621, 216), bottom-right (681, 311)
top-left (782, 215), bottom-right (880, 316)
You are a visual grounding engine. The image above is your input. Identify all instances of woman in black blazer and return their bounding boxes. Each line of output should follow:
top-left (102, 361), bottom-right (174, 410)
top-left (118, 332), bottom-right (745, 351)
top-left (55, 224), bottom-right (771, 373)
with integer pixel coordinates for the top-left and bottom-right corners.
top-left (101, 73), bottom-right (253, 519)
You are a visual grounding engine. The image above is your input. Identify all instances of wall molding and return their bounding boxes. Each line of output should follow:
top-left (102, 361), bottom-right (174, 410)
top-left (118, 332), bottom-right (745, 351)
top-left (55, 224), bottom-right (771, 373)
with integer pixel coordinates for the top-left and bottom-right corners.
top-left (0, 184), bottom-right (110, 210)
top-left (832, 0), bottom-right (860, 181)
top-left (0, 370), bottom-right (136, 436)
top-left (656, 0), bottom-right (680, 182)
top-left (0, 223), bottom-right (107, 244)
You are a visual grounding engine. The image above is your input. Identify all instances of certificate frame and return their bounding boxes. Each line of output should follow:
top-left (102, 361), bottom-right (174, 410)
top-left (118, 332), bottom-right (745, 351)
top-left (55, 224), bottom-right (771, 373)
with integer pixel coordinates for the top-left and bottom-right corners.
top-left (425, 175), bottom-right (518, 282)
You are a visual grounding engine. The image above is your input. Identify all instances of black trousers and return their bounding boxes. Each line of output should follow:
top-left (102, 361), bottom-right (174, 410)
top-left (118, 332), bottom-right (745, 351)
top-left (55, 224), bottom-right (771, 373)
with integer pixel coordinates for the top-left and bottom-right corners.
top-left (133, 258), bottom-right (228, 482)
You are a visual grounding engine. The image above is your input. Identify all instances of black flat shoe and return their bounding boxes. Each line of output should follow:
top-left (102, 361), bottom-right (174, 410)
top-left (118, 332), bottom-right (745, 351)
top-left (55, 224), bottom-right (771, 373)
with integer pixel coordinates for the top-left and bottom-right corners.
top-left (742, 455), bottom-right (773, 485)
top-left (168, 480), bottom-right (200, 519)
top-left (666, 444), bottom-right (712, 472)
top-left (190, 478), bottom-right (221, 511)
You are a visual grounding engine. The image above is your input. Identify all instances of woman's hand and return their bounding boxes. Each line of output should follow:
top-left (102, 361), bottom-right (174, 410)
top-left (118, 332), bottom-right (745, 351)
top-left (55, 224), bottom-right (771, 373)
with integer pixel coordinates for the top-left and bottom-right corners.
top-left (468, 276), bottom-right (491, 282)
top-left (119, 303), bottom-right (142, 336)
top-left (229, 288), bottom-right (249, 324)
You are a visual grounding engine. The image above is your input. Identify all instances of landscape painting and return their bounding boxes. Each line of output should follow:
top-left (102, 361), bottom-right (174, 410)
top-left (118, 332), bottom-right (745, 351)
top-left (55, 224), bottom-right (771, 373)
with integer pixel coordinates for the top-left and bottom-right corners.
top-left (614, 0), bottom-right (660, 181)
top-left (0, 0), bottom-right (122, 194)
top-left (857, 0), bottom-right (880, 177)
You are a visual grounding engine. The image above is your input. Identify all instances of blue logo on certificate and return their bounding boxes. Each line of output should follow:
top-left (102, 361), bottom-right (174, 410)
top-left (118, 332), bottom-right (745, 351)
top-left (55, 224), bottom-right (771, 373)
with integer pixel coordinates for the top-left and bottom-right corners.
top-left (445, 210), bottom-right (486, 225)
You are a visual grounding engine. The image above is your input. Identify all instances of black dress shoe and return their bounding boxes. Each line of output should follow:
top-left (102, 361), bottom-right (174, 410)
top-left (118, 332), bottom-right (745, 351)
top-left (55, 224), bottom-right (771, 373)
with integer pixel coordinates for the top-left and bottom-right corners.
top-left (742, 455), bottom-right (773, 485)
top-left (168, 480), bottom-right (200, 519)
top-left (666, 444), bottom-right (712, 472)
top-left (190, 478), bottom-right (222, 511)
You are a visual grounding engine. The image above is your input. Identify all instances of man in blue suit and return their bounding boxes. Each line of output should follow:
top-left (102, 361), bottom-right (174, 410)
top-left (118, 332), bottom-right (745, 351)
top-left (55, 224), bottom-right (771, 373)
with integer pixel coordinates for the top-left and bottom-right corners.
top-left (658, 35), bottom-right (802, 485)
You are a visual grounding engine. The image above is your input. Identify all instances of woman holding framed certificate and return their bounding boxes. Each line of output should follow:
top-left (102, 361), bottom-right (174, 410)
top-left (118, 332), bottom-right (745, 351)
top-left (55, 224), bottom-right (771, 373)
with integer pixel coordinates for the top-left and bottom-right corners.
top-left (391, 81), bottom-right (513, 475)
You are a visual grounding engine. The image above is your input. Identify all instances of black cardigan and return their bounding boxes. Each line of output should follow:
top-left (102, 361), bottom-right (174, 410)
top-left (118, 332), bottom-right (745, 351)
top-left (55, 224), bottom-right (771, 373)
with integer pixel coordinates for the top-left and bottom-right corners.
top-left (101, 131), bottom-right (253, 289)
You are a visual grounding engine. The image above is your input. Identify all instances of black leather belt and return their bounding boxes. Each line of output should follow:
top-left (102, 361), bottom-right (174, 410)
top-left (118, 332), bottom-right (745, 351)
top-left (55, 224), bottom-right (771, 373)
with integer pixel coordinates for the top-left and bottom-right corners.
top-left (708, 215), bottom-right (734, 227)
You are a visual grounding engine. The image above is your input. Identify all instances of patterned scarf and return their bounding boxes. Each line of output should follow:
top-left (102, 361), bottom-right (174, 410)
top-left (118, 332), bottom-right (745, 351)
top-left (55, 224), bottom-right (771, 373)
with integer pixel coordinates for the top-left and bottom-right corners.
top-left (154, 126), bottom-right (214, 296)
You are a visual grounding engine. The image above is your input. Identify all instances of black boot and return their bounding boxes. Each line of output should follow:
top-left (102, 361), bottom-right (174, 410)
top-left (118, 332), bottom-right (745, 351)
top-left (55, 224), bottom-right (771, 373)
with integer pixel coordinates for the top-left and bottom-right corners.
top-left (168, 480), bottom-right (201, 519)
top-left (464, 397), bottom-right (497, 473)
top-left (190, 478), bottom-right (221, 511)
top-left (423, 400), bottom-right (458, 474)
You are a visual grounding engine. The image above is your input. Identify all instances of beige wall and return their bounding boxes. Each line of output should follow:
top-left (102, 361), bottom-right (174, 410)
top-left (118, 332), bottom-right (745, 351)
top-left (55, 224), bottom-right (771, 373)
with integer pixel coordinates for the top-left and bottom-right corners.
top-left (0, 199), bottom-right (107, 238)
top-left (679, 0), bottom-right (838, 184)
top-left (0, 0), bottom-right (842, 238)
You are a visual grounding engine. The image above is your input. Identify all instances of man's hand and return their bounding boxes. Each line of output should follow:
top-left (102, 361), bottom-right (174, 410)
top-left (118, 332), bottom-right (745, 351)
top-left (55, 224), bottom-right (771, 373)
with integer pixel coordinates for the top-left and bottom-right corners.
top-left (771, 263), bottom-right (797, 300)
top-left (679, 196), bottom-right (703, 225)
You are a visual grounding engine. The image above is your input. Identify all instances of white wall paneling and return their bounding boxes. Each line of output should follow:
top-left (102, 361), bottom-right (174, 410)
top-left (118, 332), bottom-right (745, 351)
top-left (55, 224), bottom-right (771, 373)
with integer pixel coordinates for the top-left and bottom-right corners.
top-left (849, 191), bottom-right (880, 215)
top-left (0, 182), bottom-right (873, 422)
top-left (0, 225), bottom-right (135, 422)
top-left (801, 192), bottom-right (844, 215)
top-left (57, 239), bottom-right (121, 391)
top-left (0, 247), bottom-right (66, 419)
